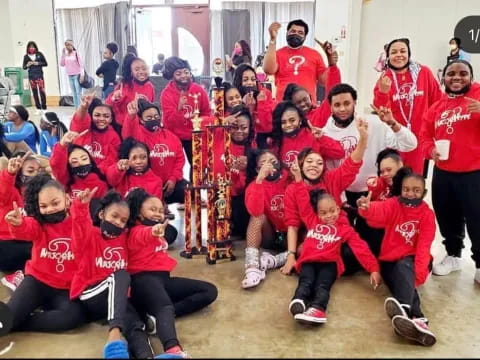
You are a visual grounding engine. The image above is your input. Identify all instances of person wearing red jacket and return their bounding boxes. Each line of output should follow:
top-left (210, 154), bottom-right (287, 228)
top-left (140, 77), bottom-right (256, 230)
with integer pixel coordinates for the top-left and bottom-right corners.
top-left (287, 181), bottom-right (380, 324)
top-left (357, 171), bottom-right (436, 346)
top-left (282, 61), bottom-right (342, 128)
top-left (0, 153), bottom-right (39, 290)
top-left (106, 137), bottom-right (163, 201)
top-left (106, 54), bottom-right (155, 127)
top-left (50, 132), bottom-right (109, 201)
top-left (420, 60), bottom-right (480, 284)
top-left (160, 56), bottom-right (211, 174)
top-left (1, 175), bottom-right (84, 334)
top-left (122, 98), bottom-right (187, 205)
top-left (367, 149), bottom-right (404, 202)
top-left (281, 120), bottom-right (368, 276)
top-left (233, 64), bottom-right (275, 149)
top-left (373, 38), bottom-right (442, 174)
top-left (125, 188), bottom-right (217, 359)
top-left (70, 95), bottom-right (121, 175)
top-left (243, 150), bottom-right (291, 289)
top-left (270, 101), bottom-right (345, 168)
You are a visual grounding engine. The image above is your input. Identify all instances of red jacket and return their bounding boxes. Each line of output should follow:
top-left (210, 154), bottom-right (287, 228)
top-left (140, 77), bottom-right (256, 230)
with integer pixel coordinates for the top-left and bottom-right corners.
top-left (70, 112), bottom-right (121, 174)
top-left (127, 224), bottom-right (177, 275)
top-left (274, 128), bottom-right (345, 168)
top-left (359, 197), bottom-right (435, 287)
top-left (367, 176), bottom-right (391, 201)
top-left (373, 65), bottom-right (442, 173)
top-left (106, 165), bottom-right (163, 199)
top-left (284, 156), bottom-right (362, 228)
top-left (0, 170), bottom-right (23, 240)
top-left (50, 143), bottom-right (109, 199)
top-left (245, 170), bottom-right (291, 232)
top-left (307, 65), bottom-right (341, 128)
top-left (122, 116), bottom-right (185, 183)
top-left (106, 81), bottom-right (155, 126)
top-left (292, 182), bottom-right (379, 275)
top-left (253, 86), bottom-right (276, 134)
top-left (70, 199), bottom-right (128, 299)
top-left (8, 216), bottom-right (75, 290)
top-left (161, 81), bottom-right (211, 140)
top-left (420, 82), bottom-right (480, 173)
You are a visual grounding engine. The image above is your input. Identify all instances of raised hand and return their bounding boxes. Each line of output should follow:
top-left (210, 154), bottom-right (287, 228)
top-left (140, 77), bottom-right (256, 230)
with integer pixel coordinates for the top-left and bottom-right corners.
top-left (289, 157), bottom-right (302, 182)
top-left (356, 117), bottom-right (369, 140)
top-left (7, 151), bottom-right (32, 175)
top-left (60, 129), bottom-right (89, 147)
top-left (117, 159), bottom-right (130, 171)
top-left (371, 104), bottom-right (396, 126)
top-left (356, 191), bottom-right (372, 210)
top-left (243, 92), bottom-right (256, 109)
top-left (257, 90), bottom-right (267, 102)
top-left (112, 83), bottom-right (123, 101)
top-left (378, 73), bottom-right (392, 94)
top-left (77, 187), bottom-right (98, 204)
top-left (224, 112), bottom-right (241, 127)
top-left (5, 201), bottom-right (23, 226)
top-left (269, 22), bottom-right (281, 41)
top-left (80, 94), bottom-right (95, 109)
top-left (465, 96), bottom-right (480, 113)
top-left (307, 119), bottom-right (323, 139)
top-left (127, 98), bottom-right (139, 118)
top-left (232, 155), bottom-right (247, 171)
top-left (152, 221), bottom-right (169, 238)
top-left (256, 162), bottom-right (275, 183)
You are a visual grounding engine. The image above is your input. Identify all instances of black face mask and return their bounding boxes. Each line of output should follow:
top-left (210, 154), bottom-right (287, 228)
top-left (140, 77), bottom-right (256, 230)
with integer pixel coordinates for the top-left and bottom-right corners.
top-left (20, 175), bottom-right (35, 185)
top-left (398, 196), bottom-right (422, 207)
top-left (71, 164), bottom-right (92, 178)
top-left (134, 78), bottom-right (150, 86)
top-left (283, 126), bottom-right (301, 138)
top-left (286, 34), bottom-right (305, 48)
top-left (143, 119), bottom-right (161, 132)
top-left (239, 85), bottom-right (259, 98)
top-left (40, 209), bottom-right (67, 224)
top-left (100, 220), bottom-right (125, 239)
top-left (301, 170), bottom-right (321, 184)
top-left (332, 113), bottom-right (355, 128)
top-left (265, 162), bottom-right (282, 182)
top-left (140, 218), bottom-right (164, 226)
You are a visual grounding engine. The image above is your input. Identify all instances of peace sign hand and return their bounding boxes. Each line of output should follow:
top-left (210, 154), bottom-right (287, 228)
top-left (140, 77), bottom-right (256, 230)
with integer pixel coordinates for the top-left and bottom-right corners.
top-left (307, 119), bottom-right (323, 139)
top-left (117, 159), bottom-right (130, 171)
top-left (77, 187), bottom-right (98, 204)
top-left (5, 201), bottom-right (23, 226)
top-left (7, 151), bottom-right (32, 175)
top-left (289, 157), bottom-right (302, 182)
top-left (356, 191), bottom-right (372, 210)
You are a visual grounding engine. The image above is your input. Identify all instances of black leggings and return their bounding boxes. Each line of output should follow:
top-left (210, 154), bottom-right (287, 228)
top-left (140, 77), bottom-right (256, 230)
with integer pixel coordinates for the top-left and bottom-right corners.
top-left (8, 275), bottom-right (85, 332)
top-left (131, 271), bottom-right (218, 351)
top-left (231, 194), bottom-right (249, 238)
top-left (0, 240), bottom-right (32, 273)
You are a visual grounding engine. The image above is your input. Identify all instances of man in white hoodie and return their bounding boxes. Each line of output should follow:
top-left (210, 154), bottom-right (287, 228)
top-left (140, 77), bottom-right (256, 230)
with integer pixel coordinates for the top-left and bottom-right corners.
top-left (322, 83), bottom-right (417, 273)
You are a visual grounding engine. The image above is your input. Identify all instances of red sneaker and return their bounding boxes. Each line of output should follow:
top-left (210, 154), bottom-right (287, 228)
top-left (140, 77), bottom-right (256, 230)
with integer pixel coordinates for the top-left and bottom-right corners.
top-left (392, 315), bottom-right (436, 346)
top-left (1, 270), bottom-right (24, 291)
top-left (294, 307), bottom-right (327, 324)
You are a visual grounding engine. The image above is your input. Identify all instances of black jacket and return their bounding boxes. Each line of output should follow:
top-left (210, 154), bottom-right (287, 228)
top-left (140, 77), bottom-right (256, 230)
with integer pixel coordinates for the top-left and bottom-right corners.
top-left (22, 52), bottom-right (48, 80)
top-left (96, 59), bottom-right (119, 90)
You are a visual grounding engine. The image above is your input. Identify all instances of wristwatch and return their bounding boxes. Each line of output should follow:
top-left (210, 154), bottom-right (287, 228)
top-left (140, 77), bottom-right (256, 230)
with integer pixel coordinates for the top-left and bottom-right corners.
top-left (287, 250), bottom-right (296, 257)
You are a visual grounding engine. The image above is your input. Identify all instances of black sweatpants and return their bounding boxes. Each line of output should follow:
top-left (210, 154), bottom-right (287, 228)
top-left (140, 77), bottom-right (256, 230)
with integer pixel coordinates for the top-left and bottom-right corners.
top-left (80, 270), bottom-right (130, 331)
top-left (8, 275), bottom-right (85, 332)
top-left (131, 271), bottom-right (218, 351)
top-left (432, 167), bottom-right (480, 267)
top-left (342, 190), bottom-right (384, 275)
top-left (293, 262), bottom-right (337, 311)
top-left (181, 139), bottom-right (193, 181)
top-left (231, 194), bottom-right (249, 238)
top-left (380, 256), bottom-right (424, 318)
top-left (165, 179), bottom-right (189, 205)
top-left (0, 240), bottom-right (32, 273)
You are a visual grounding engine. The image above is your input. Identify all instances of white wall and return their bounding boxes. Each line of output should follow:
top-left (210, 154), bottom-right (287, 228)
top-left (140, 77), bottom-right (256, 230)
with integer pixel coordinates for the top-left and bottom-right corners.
top-left (355, 0), bottom-right (480, 112)
top-left (0, 0), bottom-right (60, 96)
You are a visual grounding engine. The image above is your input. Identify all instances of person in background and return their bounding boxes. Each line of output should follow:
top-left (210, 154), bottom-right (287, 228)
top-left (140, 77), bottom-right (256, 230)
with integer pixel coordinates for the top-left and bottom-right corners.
top-left (4, 105), bottom-right (39, 153)
top-left (96, 42), bottom-right (119, 100)
top-left (0, 66), bottom-right (15, 93)
top-left (127, 45), bottom-right (138, 57)
top-left (60, 39), bottom-right (84, 109)
top-left (39, 112), bottom-right (68, 157)
top-left (22, 41), bottom-right (48, 114)
top-left (447, 37), bottom-right (471, 64)
top-left (226, 40), bottom-right (252, 78)
top-left (152, 53), bottom-right (165, 75)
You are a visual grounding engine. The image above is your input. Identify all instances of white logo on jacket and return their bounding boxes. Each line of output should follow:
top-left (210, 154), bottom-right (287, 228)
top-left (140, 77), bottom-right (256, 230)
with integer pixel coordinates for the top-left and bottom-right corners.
top-left (284, 150), bottom-right (299, 168)
top-left (270, 194), bottom-right (285, 218)
top-left (340, 136), bottom-right (358, 157)
top-left (183, 104), bottom-right (194, 121)
top-left (95, 246), bottom-right (126, 270)
top-left (40, 238), bottom-right (74, 273)
top-left (392, 83), bottom-right (424, 101)
top-left (435, 106), bottom-right (471, 133)
top-left (155, 240), bottom-right (168, 253)
top-left (395, 220), bottom-right (419, 246)
top-left (307, 224), bottom-right (341, 249)
top-left (150, 144), bottom-right (175, 166)
top-left (84, 141), bottom-right (105, 160)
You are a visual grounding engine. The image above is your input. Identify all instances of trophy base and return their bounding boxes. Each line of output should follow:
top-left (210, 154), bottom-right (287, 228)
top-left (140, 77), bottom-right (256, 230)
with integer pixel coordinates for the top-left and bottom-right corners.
top-left (206, 240), bottom-right (236, 265)
top-left (179, 246), bottom-right (208, 259)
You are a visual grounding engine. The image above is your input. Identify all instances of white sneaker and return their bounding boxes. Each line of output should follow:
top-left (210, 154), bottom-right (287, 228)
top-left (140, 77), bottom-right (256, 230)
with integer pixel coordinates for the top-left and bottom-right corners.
top-left (475, 269), bottom-right (480, 284)
top-left (432, 255), bottom-right (462, 276)
top-left (34, 109), bottom-right (42, 115)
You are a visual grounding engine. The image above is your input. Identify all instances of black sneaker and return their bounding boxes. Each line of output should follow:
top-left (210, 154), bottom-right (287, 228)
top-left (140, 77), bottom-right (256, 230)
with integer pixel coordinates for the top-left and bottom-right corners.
top-left (384, 297), bottom-right (408, 319)
top-left (289, 299), bottom-right (306, 316)
top-left (392, 315), bottom-right (436, 346)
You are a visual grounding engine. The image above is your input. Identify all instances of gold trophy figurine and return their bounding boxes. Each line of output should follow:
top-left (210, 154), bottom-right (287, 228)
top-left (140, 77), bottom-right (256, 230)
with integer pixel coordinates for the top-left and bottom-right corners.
top-left (215, 174), bottom-right (228, 220)
top-left (189, 92), bottom-right (202, 131)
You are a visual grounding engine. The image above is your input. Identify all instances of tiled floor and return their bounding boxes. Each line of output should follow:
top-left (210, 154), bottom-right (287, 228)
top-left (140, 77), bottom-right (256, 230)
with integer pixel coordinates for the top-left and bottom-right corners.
top-left (0, 106), bottom-right (479, 358)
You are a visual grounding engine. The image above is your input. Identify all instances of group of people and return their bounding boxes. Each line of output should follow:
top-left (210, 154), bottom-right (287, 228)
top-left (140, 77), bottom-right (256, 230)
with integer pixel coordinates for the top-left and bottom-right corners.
top-left (0, 17), bottom-right (479, 357)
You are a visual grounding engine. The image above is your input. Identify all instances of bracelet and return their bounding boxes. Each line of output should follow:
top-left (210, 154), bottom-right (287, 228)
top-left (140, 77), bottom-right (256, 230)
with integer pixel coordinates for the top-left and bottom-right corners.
top-left (287, 250), bottom-right (296, 257)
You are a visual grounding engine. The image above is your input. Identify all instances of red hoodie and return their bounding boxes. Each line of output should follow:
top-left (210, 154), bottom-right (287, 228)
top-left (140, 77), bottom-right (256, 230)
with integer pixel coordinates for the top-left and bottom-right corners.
top-left (161, 81), bottom-right (211, 140)
top-left (106, 165), bottom-right (163, 199)
top-left (359, 197), bottom-right (435, 287)
top-left (366, 176), bottom-right (391, 201)
top-left (106, 81), bottom-right (155, 126)
top-left (420, 82), bottom-right (480, 173)
top-left (122, 116), bottom-right (185, 183)
top-left (69, 112), bottom-right (121, 174)
top-left (373, 65), bottom-right (442, 173)
top-left (274, 128), bottom-right (345, 168)
top-left (69, 199), bottom-right (128, 299)
top-left (50, 143), bottom-right (109, 199)
top-left (253, 86), bottom-right (276, 134)
top-left (292, 182), bottom-right (379, 275)
top-left (127, 224), bottom-right (177, 275)
top-left (8, 216), bottom-right (75, 290)
top-left (307, 65), bottom-right (342, 128)
top-left (245, 170), bottom-right (291, 232)
top-left (284, 156), bottom-right (362, 228)
top-left (0, 170), bottom-right (23, 240)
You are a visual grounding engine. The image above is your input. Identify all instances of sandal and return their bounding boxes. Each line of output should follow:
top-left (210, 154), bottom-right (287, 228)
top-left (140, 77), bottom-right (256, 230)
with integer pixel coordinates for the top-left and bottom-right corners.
top-left (241, 267), bottom-right (266, 289)
top-left (103, 340), bottom-right (129, 359)
top-left (260, 252), bottom-right (277, 271)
